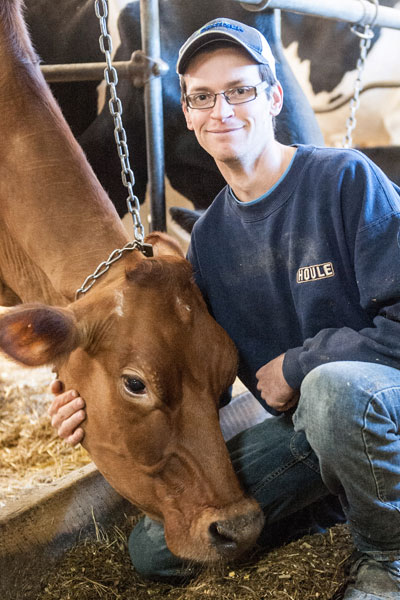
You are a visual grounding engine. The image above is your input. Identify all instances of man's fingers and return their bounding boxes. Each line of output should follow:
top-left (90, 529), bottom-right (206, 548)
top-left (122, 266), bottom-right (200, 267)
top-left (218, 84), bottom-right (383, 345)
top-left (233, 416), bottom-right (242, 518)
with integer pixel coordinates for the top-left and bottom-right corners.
top-left (57, 410), bottom-right (86, 440)
top-left (48, 380), bottom-right (86, 445)
top-left (50, 396), bottom-right (85, 428)
top-left (273, 395), bottom-right (300, 413)
top-left (50, 396), bottom-right (85, 429)
top-left (66, 427), bottom-right (85, 447)
top-left (48, 389), bottom-right (80, 416)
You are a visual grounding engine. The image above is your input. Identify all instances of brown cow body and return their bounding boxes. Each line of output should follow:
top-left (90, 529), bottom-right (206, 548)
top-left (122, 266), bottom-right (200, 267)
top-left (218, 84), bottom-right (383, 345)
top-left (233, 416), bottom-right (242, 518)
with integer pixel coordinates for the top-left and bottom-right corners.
top-left (0, 0), bottom-right (263, 562)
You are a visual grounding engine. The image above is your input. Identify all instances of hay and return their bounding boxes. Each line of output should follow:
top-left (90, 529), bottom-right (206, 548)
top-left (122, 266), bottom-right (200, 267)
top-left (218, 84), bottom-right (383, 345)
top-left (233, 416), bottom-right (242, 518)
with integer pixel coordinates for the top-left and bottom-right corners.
top-left (0, 355), bottom-right (91, 507)
top-left (38, 519), bottom-right (353, 600)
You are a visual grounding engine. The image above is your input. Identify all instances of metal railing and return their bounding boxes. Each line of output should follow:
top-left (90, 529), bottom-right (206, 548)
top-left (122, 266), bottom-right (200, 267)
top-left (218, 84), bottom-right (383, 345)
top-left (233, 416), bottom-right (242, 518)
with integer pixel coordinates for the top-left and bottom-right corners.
top-left (140, 0), bottom-right (166, 232)
top-left (238, 0), bottom-right (400, 30)
top-left (41, 52), bottom-right (168, 84)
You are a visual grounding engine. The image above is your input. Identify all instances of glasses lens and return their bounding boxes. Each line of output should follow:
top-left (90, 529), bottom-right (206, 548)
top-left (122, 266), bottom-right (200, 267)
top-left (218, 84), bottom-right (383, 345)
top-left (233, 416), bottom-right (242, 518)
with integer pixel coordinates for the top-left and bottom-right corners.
top-left (225, 86), bottom-right (256, 104)
top-left (187, 93), bottom-right (214, 109)
top-left (186, 85), bottom-right (260, 109)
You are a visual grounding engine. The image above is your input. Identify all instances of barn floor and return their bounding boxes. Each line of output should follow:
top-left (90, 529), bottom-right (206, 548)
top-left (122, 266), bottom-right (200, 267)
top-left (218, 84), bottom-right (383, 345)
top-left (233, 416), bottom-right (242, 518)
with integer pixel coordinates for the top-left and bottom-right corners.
top-left (37, 518), bottom-right (353, 600)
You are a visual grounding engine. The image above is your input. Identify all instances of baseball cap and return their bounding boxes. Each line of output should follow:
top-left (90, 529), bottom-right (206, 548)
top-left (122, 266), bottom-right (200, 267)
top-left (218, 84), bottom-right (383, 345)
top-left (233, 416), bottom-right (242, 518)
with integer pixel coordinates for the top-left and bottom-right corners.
top-left (176, 17), bottom-right (276, 77)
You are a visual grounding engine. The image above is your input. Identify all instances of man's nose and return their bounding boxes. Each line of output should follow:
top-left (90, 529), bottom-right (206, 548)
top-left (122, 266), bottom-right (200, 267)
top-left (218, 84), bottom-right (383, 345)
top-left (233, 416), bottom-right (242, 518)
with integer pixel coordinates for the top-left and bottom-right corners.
top-left (210, 94), bottom-right (234, 119)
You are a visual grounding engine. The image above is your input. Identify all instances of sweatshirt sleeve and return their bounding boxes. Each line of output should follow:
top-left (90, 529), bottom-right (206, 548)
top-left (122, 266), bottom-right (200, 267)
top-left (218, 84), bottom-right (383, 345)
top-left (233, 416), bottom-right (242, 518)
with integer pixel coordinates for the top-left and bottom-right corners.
top-left (187, 229), bottom-right (202, 290)
top-left (186, 226), bottom-right (212, 309)
top-left (283, 161), bottom-right (400, 390)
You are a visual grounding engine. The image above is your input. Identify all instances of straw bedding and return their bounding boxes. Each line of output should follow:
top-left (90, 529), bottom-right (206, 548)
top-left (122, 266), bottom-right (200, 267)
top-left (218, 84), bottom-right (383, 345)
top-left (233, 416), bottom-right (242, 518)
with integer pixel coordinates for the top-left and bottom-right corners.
top-left (0, 355), bottom-right (91, 508)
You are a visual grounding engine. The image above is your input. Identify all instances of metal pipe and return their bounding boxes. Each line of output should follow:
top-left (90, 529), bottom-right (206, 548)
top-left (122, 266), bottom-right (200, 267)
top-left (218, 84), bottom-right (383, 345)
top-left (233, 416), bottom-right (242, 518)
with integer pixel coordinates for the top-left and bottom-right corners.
top-left (41, 53), bottom-right (168, 84)
top-left (41, 59), bottom-right (140, 83)
top-left (140, 0), bottom-right (166, 232)
top-left (238, 0), bottom-right (400, 30)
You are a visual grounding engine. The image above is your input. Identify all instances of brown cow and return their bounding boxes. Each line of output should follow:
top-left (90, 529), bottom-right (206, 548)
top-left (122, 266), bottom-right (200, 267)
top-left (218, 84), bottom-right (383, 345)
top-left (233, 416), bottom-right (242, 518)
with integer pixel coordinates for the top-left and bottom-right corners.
top-left (0, 0), bottom-right (264, 561)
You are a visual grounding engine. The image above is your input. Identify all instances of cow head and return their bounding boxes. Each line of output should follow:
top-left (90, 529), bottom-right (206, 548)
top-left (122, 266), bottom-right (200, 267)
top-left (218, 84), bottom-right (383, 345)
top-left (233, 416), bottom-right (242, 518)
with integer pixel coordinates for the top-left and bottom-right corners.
top-left (0, 233), bottom-right (264, 562)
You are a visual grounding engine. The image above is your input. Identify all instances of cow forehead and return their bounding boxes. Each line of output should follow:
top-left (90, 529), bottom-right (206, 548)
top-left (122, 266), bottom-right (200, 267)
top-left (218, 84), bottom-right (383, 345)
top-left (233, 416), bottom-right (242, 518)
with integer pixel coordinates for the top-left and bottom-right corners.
top-left (122, 257), bottom-right (203, 319)
top-left (84, 255), bottom-right (196, 317)
top-left (111, 285), bottom-right (193, 327)
top-left (125, 255), bottom-right (193, 290)
top-left (76, 256), bottom-right (237, 382)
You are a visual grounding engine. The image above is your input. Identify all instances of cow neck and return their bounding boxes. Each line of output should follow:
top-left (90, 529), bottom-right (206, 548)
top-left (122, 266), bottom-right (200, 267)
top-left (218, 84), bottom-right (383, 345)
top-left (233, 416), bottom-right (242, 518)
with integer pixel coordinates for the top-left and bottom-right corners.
top-left (0, 1), bottom-right (131, 305)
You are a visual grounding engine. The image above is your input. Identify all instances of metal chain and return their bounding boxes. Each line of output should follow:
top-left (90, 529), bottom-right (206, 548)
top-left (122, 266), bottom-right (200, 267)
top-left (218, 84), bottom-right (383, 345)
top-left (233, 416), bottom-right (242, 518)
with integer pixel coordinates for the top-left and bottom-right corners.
top-left (76, 241), bottom-right (141, 299)
top-left (94, 0), bottom-right (145, 242)
top-left (342, 0), bottom-right (379, 148)
top-left (75, 1), bottom-right (154, 299)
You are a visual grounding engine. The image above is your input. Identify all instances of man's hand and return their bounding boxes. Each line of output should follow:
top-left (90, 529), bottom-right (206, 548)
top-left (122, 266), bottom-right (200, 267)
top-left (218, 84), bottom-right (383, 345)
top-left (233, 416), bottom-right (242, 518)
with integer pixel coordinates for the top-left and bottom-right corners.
top-left (48, 379), bottom-right (86, 446)
top-left (256, 353), bottom-right (299, 412)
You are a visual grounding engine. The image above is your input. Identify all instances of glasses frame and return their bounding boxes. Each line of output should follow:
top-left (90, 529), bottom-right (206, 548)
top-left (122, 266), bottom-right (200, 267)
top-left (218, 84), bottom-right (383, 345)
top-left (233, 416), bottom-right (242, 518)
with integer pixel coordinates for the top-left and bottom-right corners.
top-left (185, 80), bottom-right (269, 110)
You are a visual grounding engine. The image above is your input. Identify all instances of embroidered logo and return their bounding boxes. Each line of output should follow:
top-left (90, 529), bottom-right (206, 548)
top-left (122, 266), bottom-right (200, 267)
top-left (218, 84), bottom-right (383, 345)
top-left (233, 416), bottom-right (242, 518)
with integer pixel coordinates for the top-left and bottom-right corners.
top-left (296, 262), bottom-right (335, 284)
top-left (200, 22), bottom-right (244, 34)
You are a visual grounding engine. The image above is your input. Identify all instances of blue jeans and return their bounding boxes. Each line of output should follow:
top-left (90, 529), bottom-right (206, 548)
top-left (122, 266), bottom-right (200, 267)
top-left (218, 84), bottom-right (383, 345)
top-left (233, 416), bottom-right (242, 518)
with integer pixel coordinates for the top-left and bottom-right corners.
top-left (129, 361), bottom-right (400, 579)
top-left (294, 361), bottom-right (400, 560)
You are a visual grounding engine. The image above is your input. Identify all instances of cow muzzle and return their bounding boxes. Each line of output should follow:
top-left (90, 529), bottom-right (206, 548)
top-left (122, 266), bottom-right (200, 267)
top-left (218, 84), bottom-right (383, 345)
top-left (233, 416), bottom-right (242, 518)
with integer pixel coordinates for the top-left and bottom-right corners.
top-left (208, 510), bottom-right (265, 558)
top-left (164, 497), bottom-right (264, 563)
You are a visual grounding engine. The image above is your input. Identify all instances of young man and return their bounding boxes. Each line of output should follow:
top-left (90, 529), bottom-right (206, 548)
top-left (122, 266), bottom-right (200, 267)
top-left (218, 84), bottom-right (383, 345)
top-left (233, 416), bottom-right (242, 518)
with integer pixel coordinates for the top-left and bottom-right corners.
top-left (50, 18), bottom-right (400, 599)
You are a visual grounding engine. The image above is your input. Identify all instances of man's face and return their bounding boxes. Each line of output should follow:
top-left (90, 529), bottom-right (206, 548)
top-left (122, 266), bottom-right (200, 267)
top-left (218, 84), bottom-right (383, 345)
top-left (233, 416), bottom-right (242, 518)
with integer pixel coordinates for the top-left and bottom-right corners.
top-left (182, 47), bottom-right (283, 167)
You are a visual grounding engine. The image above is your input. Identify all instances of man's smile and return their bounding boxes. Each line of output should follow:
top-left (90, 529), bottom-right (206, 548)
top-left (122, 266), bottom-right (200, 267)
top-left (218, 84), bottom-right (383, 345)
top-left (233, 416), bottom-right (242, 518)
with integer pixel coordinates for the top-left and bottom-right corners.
top-left (206, 126), bottom-right (244, 134)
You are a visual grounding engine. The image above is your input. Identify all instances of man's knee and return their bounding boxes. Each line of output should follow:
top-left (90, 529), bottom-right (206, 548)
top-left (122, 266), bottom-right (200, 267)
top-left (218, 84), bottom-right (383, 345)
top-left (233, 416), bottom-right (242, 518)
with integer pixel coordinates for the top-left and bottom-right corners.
top-left (300, 361), bottom-right (400, 414)
top-left (295, 361), bottom-right (400, 454)
top-left (299, 362), bottom-right (359, 420)
top-left (294, 362), bottom-right (370, 454)
top-left (128, 516), bottom-right (196, 581)
top-left (128, 517), bottom-right (165, 579)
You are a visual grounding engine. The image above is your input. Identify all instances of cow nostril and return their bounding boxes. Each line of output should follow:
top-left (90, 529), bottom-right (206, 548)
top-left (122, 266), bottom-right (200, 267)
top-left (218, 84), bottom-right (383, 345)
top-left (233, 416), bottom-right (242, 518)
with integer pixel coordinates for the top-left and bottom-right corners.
top-left (208, 521), bottom-right (238, 554)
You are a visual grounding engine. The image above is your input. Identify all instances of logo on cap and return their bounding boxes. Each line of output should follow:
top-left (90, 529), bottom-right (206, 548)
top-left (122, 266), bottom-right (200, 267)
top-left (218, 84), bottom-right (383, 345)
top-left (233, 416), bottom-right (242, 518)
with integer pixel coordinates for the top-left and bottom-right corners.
top-left (200, 22), bottom-right (244, 34)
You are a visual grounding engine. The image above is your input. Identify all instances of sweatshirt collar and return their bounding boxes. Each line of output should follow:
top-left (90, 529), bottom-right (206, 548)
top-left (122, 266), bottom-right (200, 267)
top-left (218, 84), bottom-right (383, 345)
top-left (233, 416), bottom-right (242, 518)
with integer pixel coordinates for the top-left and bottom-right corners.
top-left (227, 144), bottom-right (316, 221)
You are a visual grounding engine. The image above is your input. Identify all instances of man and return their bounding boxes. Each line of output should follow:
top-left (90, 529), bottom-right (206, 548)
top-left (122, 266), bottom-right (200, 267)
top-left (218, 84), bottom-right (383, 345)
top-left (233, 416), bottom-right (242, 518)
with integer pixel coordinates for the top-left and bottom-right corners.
top-left (49, 18), bottom-right (400, 599)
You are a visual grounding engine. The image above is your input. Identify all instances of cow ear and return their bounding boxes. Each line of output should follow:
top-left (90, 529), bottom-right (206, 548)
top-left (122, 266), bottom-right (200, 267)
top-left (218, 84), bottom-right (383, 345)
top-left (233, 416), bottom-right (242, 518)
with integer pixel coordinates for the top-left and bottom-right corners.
top-left (144, 231), bottom-right (184, 258)
top-left (0, 304), bottom-right (80, 367)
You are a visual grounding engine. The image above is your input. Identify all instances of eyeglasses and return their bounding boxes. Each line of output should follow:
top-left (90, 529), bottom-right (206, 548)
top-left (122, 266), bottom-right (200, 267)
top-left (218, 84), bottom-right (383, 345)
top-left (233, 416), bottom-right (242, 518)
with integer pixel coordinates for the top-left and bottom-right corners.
top-left (185, 80), bottom-right (269, 110)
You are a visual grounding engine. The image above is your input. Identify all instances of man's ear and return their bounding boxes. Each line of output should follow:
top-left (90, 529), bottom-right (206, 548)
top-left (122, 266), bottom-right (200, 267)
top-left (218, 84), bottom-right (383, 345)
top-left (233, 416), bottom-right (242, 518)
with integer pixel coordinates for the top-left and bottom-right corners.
top-left (182, 101), bottom-right (194, 130)
top-left (270, 82), bottom-right (284, 117)
top-left (144, 232), bottom-right (184, 258)
top-left (0, 304), bottom-right (80, 366)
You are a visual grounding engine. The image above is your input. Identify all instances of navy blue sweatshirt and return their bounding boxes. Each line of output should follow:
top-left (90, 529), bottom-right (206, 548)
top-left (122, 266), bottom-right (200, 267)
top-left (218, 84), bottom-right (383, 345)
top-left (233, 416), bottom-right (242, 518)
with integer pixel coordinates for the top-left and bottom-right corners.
top-left (187, 144), bottom-right (400, 413)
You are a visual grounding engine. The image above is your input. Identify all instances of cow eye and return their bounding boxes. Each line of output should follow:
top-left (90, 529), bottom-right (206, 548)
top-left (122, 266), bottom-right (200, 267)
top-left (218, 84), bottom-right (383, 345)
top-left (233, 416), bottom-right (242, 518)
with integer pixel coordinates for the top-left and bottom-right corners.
top-left (123, 376), bottom-right (147, 395)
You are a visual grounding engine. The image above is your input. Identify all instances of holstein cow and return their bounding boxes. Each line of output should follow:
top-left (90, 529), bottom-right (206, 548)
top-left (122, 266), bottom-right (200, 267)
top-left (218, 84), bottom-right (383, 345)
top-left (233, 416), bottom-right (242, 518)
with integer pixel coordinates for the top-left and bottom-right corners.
top-left (281, 1), bottom-right (400, 149)
top-left (25, 0), bottom-right (323, 219)
top-left (0, 0), bottom-right (264, 562)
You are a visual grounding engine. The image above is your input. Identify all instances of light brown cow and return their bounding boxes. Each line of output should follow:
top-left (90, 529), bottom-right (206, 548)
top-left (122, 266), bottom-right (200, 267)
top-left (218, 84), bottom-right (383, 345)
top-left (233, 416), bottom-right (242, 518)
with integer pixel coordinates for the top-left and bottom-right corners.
top-left (0, 0), bottom-right (264, 562)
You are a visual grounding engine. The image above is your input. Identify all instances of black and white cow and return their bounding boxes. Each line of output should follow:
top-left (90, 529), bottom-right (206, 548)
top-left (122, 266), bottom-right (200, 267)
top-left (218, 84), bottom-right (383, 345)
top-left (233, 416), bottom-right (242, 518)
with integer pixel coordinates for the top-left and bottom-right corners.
top-left (281, 0), bottom-right (400, 149)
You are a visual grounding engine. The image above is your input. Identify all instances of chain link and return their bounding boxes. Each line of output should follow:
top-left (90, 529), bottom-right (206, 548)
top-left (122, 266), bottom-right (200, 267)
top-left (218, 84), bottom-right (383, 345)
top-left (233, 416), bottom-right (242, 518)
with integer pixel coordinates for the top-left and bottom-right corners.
top-left (94, 0), bottom-right (145, 243)
top-left (342, 0), bottom-right (379, 148)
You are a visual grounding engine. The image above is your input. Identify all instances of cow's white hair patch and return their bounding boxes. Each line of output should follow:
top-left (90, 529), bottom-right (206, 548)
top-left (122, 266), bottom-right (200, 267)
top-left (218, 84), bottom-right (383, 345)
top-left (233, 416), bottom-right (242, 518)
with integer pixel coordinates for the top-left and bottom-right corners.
top-left (176, 296), bottom-right (191, 312)
top-left (114, 290), bottom-right (125, 317)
